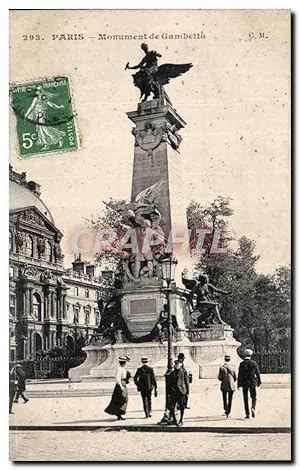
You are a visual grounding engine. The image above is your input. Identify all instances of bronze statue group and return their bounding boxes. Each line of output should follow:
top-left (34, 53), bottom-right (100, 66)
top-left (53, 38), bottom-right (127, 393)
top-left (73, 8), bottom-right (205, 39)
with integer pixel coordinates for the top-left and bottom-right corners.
top-left (104, 348), bottom-right (261, 426)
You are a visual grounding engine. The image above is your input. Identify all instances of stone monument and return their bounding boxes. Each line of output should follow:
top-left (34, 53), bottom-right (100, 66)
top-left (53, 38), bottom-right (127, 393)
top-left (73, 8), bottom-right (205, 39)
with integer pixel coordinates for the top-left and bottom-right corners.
top-left (69, 44), bottom-right (240, 383)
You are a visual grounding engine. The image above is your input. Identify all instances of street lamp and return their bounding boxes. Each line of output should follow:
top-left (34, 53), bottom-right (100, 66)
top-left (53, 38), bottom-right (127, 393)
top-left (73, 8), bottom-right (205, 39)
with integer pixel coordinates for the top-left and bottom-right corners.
top-left (158, 256), bottom-right (178, 424)
top-left (161, 256), bottom-right (178, 371)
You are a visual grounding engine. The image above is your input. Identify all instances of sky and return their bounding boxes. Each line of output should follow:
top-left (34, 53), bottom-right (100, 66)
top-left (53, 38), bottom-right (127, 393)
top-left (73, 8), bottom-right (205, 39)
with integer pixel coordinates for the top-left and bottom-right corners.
top-left (9, 9), bottom-right (290, 274)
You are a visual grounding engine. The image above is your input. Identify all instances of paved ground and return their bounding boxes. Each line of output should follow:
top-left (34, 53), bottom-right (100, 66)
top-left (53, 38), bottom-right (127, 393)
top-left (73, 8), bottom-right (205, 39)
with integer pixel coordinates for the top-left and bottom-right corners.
top-left (9, 377), bottom-right (291, 461)
top-left (10, 385), bottom-right (291, 429)
top-left (9, 431), bottom-right (291, 461)
top-left (24, 373), bottom-right (290, 398)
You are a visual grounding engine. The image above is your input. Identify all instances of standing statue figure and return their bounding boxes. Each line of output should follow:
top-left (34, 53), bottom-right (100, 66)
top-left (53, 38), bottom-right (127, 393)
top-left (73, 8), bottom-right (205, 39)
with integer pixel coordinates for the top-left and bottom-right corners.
top-left (182, 271), bottom-right (231, 326)
top-left (125, 43), bottom-right (193, 105)
top-left (105, 183), bottom-right (166, 281)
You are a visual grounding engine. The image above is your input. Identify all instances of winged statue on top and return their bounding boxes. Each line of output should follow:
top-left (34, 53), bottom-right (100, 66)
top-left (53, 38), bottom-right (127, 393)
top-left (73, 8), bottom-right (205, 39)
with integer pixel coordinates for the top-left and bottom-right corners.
top-left (125, 43), bottom-right (193, 105)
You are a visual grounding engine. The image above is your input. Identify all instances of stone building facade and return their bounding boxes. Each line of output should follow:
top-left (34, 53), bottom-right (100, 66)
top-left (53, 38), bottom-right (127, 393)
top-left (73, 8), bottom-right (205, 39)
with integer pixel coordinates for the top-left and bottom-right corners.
top-left (9, 166), bottom-right (103, 361)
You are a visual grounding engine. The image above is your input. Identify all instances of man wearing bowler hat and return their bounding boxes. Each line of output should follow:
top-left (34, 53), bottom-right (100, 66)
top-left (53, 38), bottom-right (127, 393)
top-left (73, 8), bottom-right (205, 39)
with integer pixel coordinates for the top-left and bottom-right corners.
top-left (177, 353), bottom-right (192, 409)
top-left (218, 354), bottom-right (237, 417)
top-left (134, 358), bottom-right (158, 418)
top-left (238, 349), bottom-right (261, 419)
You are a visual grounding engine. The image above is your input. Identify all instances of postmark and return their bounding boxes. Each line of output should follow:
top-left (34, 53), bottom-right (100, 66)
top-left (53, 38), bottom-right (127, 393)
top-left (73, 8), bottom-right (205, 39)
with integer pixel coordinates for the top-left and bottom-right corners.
top-left (10, 76), bottom-right (79, 157)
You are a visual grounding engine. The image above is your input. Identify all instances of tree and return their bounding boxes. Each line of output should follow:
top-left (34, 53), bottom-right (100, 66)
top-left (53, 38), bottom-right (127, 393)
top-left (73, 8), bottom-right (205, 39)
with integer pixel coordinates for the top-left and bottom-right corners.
top-left (187, 196), bottom-right (234, 257)
top-left (87, 197), bottom-right (128, 271)
top-left (186, 196), bottom-right (291, 352)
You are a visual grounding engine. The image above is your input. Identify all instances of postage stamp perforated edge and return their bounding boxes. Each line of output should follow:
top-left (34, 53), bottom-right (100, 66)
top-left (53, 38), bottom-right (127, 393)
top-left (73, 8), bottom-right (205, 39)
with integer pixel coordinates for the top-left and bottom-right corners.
top-left (9, 75), bottom-right (82, 159)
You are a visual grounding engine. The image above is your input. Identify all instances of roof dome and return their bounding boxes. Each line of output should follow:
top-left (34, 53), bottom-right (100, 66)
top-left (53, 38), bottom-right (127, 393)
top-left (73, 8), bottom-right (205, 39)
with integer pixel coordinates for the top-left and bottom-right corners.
top-left (9, 179), bottom-right (54, 224)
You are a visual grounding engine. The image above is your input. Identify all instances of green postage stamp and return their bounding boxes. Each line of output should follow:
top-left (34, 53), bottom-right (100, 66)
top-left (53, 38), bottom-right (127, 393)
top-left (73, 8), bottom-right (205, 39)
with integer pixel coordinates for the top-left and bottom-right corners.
top-left (10, 76), bottom-right (79, 157)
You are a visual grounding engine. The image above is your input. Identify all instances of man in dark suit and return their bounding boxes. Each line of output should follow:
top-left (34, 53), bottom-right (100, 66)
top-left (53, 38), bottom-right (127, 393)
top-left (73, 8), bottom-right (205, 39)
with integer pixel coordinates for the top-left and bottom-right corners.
top-left (177, 353), bottom-right (192, 409)
top-left (169, 360), bottom-right (190, 426)
top-left (134, 357), bottom-right (157, 418)
top-left (218, 354), bottom-right (237, 417)
top-left (14, 364), bottom-right (29, 404)
top-left (9, 366), bottom-right (17, 414)
top-left (238, 349), bottom-right (261, 418)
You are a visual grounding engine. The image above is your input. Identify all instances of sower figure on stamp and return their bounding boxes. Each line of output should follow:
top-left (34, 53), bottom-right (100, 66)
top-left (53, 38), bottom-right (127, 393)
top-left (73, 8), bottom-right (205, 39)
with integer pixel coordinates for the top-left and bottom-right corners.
top-left (134, 357), bottom-right (158, 418)
top-left (218, 354), bottom-right (237, 417)
top-left (238, 349), bottom-right (261, 419)
top-left (169, 360), bottom-right (190, 426)
top-left (24, 86), bottom-right (65, 151)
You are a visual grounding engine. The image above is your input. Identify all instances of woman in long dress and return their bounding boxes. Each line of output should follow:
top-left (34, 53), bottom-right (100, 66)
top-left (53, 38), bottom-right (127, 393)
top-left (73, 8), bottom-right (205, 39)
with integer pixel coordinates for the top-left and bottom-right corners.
top-left (24, 86), bottom-right (66, 151)
top-left (105, 356), bottom-right (131, 420)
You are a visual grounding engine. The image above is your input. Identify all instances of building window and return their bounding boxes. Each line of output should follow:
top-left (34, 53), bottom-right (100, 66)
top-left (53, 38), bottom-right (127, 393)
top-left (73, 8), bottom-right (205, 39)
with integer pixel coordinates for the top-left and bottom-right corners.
top-left (45, 241), bottom-right (53, 262)
top-left (85, 309), bottom-right (90, 326)
top-left (32, 293), bottom-right (42, 321)
top-left (25, 234), bottom-right (34, 257)
top-left (73, 307), bottom-right (79, 325)
top-left (95, 308), bottom-right (100, 326)
top-left (9, 266), bottom-right (14, 278)
top-left (9, 294), bottom-right (16, 318)
top-left (74, 286), bottom-right (79, 296)
top-left (85, 288), bottom-right (89, 299)
top-left (96, 290), bottom-right (101, 300)
top-left (9, 231), bottom-right (13, 252)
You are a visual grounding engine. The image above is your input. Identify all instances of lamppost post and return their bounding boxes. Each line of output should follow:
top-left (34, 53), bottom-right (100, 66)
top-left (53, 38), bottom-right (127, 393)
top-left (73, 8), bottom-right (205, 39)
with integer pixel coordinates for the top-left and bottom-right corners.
top-left (158, 256), bottom-right (178, 425)
top-left (166, 279), bottom-right (173, 372)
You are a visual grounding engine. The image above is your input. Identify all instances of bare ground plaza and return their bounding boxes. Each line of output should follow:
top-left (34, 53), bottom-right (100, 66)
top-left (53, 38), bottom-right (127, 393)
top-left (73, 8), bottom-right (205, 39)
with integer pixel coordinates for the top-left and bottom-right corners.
top-left (10, 374), bottom-right (291, 461)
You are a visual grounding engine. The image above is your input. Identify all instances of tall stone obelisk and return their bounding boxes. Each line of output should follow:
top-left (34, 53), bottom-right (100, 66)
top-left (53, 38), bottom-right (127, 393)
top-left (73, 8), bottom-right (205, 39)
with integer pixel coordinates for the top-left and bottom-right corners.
top-left (128, 97), bottom-right (188, 241)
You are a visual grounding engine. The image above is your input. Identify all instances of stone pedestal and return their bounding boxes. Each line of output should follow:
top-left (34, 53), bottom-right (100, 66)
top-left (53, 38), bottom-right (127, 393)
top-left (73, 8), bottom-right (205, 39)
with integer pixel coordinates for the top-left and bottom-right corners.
top-left (120, 281), bottom-right (165, 339)
top-left (69, 325), bottom-right (240, 383)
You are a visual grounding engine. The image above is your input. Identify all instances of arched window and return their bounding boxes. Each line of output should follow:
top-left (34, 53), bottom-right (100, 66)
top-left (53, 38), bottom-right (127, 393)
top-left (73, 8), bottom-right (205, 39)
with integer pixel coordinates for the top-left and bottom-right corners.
top-left (25, 234), bottom-right (34, 257)
top-left (65, 335), bottom-right (75, 353)
top-left (33, 293), bottom-right (42, 321)
top-left (9, 230), bottom-right (13, 252)
top-left (85, 288), bottom-right (89, 299)
top-left (45, 241), bottom-right (53, 262)
top-left (33, 332), bottom-right (43, 354)
top-left (74, 286), bottom-right (79, 296)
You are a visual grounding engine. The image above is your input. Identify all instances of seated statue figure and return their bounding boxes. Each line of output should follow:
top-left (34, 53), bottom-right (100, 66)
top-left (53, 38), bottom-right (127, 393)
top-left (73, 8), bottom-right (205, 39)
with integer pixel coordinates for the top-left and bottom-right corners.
top-left (182, 271), bottom-right (231, 326)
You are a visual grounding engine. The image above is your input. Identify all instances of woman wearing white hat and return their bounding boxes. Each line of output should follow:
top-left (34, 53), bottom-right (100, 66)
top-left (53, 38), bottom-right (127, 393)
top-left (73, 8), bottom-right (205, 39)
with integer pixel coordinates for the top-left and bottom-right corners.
top-left (105, 357), bottom-right (131, 420)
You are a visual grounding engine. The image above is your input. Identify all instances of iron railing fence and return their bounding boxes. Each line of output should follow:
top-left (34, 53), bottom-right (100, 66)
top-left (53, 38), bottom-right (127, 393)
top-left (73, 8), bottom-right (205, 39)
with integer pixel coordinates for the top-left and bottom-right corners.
top-left (9, 354), bottom-right (86, 379)
top-left (9, 350), bottom-right (291, 379)
top-left (251, 350), bottom-right (290, 373)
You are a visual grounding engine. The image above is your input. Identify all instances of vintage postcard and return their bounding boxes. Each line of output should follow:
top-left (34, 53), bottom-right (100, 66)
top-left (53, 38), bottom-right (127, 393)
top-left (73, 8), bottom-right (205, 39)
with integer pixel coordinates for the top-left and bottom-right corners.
top-left (9, 9), bottom-right (291, 462)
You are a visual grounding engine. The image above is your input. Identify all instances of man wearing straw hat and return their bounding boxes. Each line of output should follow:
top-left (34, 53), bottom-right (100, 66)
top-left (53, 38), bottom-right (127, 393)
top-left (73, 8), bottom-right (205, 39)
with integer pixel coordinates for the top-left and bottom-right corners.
top-left (238, 349), bottom-right (261, 419)
top-left (218, 354), bottom-right (237, 417)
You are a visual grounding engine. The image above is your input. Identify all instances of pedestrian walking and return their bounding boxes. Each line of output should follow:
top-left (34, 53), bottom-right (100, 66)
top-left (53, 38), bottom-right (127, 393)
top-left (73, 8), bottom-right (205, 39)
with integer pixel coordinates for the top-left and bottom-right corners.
top-left (177, 353), bottom-right (193, 409)
top-left (105, 356), bottom-right (131, 420)
top-left (14, 364), bottom-right (29, 404)
top-left (217, 354), bottom-right (237, 417)
top-left (134, 357), bottom-right (158, 418)
top-left (168, 360), bottom-right (189, 426)
top-left (237, 349), bottom-right (261, 419)
top-left (9, 366), bottom-right (17, 414)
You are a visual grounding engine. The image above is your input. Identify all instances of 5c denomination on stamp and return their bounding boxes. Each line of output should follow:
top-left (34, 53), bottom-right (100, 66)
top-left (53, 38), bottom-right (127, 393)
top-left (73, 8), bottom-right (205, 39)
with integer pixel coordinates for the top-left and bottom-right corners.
top-left (10, 76), bottom-right (79, 157)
